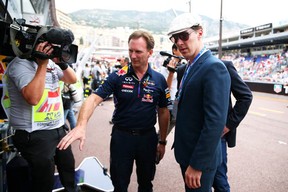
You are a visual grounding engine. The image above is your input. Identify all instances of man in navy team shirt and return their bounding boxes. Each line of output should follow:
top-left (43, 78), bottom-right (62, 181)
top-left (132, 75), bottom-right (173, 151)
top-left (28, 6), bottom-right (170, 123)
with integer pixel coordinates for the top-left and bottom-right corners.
top-left (58, 30), bottom-right (171, 192)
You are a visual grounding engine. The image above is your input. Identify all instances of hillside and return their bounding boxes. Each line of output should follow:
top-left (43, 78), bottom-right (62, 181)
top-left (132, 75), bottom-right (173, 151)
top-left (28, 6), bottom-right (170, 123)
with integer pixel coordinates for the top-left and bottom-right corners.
top-left (69, 9), bottom-right (248, 38)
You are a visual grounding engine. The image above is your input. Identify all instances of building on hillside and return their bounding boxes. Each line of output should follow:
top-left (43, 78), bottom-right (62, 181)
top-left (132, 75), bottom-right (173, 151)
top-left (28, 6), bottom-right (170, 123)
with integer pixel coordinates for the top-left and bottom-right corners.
top-left (56, 9), bottom-right (73, 30)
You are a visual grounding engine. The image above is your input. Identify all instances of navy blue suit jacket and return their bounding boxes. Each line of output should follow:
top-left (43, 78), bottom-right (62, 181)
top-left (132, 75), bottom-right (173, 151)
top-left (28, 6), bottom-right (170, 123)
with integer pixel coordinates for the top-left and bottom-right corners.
top-left (174, 50), bottom-right (231, 171)
top-left (222, 60), bottom-right (253, 148)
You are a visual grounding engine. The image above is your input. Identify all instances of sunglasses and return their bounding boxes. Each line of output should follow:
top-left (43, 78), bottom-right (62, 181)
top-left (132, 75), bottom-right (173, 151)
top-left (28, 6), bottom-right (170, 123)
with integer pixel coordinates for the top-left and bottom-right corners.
top-left (169, 30), bottom-right (194, 44)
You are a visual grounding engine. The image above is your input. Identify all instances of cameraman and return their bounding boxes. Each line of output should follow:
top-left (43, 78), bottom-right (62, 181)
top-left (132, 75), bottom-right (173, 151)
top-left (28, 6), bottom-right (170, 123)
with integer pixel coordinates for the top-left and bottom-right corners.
top-left (4, 38), bottom-right (77, 192)
top-left (160, 44), bottom-right (187, 135)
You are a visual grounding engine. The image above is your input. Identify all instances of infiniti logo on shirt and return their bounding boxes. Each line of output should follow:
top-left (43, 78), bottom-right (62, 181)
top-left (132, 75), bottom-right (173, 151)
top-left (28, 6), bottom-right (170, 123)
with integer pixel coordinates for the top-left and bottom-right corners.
top-left (125, 77), bottom-right (133, 81)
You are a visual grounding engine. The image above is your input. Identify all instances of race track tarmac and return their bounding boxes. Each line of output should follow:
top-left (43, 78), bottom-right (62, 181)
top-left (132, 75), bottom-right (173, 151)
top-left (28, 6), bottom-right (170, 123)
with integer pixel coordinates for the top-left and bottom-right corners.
top-left (71, 92), bottom-right (288, 192)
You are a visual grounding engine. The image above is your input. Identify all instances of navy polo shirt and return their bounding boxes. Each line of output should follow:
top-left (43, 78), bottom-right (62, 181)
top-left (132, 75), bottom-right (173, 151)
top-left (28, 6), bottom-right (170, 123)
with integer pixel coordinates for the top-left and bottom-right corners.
top-left (95, 64), bottom-right (171, 129)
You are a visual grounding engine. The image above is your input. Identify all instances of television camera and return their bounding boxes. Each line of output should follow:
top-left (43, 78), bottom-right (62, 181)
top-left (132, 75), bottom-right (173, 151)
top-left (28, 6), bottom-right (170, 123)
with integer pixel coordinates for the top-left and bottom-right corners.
top-left (0, 18), bottom-right (78, 64)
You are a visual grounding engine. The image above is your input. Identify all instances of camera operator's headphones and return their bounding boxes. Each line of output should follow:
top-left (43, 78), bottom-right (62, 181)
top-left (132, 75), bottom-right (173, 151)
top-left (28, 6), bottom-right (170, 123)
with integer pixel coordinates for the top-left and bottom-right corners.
top-left (9, 19), bottom-right (51, 59)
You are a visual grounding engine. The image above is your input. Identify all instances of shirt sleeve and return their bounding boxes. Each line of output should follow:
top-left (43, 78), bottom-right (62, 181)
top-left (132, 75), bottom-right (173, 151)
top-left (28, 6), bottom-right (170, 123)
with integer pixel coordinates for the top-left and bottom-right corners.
top-left (8, 59), bottom-right (35, 91)
top-left (95, 72), bottom-right (116, 99)
top-left (158, 75), bottom-right (172, 108)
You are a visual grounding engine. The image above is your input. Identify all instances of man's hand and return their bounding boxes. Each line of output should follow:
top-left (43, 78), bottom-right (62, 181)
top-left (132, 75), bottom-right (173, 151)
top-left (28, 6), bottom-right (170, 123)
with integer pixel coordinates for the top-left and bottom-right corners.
top-left (185, 165), bottom-right (202, 189)
top-left (156, 143), bottom-right (166, 164)
top-left (222, 126), bottom-right (230, 137)
top-left (58, 94), bottom-right (104, 150)
top-left (167, 58), bottom-right (179, 73)
top-left (34, 41), bottom-right (53, 65)
top-left (57, 125), bottom-right (86, 151)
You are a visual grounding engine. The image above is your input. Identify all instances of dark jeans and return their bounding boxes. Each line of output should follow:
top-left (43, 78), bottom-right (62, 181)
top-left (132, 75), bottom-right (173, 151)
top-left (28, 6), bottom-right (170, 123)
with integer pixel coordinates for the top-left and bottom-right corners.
top-left (110, 127), bottom-right (158, 192)
top-left (64, 108), bottom-right (77, 129)
top-left (212, 138), bottom-right (230, 192)
top-left (12, 127), bottom-right (76, 192)
top-left (180, 164), bottom-right (216, 192)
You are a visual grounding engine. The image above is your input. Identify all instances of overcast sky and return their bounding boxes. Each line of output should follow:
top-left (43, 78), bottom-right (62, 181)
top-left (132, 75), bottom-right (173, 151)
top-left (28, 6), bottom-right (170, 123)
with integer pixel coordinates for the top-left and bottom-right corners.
top-left (55, 0), bottom-right (288, 26)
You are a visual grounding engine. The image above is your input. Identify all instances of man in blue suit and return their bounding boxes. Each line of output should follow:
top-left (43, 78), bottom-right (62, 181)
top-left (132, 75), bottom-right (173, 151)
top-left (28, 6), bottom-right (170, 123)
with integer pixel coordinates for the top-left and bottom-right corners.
top-left (212, 60), bottom-right (253, 192)
top-left (167, 13), bottom-right (231, 191)
top-left (176, 60), bottom-right (253, 192)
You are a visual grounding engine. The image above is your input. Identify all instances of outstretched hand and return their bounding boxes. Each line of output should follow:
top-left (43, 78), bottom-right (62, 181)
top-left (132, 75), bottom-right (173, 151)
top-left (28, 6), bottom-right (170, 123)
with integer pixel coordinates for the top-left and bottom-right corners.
top-left (57, 125), bottom-right (86, 151)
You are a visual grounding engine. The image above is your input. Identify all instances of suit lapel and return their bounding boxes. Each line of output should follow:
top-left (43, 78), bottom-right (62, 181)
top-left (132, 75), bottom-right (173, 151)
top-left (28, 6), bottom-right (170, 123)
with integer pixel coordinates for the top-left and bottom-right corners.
top-left (178, 51), bottom-right (212, 106)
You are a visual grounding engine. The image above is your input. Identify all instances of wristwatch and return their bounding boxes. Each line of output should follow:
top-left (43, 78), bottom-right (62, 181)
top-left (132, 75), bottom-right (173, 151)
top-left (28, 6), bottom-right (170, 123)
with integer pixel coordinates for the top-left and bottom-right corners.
top-left (158, 140), bottom-right (167, 145)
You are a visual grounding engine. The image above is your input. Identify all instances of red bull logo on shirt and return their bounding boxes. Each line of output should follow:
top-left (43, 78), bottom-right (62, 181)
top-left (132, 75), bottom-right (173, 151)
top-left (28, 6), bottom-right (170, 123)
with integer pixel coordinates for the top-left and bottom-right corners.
top-left (142, 94), bottom-right (153, 103)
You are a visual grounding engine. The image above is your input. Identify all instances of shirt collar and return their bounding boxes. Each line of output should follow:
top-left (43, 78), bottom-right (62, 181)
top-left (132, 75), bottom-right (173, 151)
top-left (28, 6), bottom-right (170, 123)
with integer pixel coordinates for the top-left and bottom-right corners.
top-left (128, 63), bottom-right (153, 78)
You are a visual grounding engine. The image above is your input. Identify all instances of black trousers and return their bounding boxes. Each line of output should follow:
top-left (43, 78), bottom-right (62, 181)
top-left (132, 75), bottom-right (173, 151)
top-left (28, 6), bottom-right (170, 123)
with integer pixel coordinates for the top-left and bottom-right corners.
top-left (12, 127), bottom-right (76, 192)
top-left (110, 127), bottom-right (158, 192)
top-left (82, 77), bottom-right (89, 87)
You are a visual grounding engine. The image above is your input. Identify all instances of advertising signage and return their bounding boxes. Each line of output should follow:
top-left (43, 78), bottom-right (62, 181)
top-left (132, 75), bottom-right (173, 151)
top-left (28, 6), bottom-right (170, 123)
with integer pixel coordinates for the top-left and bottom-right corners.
top-left (255, 23), bottom-right (272, 31)
top-left (240, 27), bottom-right (255, 35)
top-left (240, 23), bottom-right (273, 35)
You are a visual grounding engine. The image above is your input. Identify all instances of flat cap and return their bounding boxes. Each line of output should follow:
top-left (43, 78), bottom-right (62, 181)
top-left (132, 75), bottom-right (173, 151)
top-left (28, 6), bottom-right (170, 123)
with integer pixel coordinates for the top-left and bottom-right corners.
top-left (167, 12), bottom-right (202, 37)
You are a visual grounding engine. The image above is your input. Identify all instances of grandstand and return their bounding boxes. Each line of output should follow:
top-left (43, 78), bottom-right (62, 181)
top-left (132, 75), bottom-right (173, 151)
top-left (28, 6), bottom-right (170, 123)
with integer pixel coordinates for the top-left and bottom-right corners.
top-left (203, 22), bottom-right (288, 88)
top-left (204, 22), bottom-right (288, 56)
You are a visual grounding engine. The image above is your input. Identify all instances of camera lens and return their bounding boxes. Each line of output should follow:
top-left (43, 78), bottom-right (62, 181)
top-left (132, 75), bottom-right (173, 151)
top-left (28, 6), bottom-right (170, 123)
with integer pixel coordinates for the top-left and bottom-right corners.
top-left (61, 45), bottom-right (71, 62)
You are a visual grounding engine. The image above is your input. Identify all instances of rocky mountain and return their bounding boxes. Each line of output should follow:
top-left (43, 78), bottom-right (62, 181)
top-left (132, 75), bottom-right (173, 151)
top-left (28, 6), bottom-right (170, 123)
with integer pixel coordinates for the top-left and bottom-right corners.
top-left (69, 9), bottom-right (249, 38)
